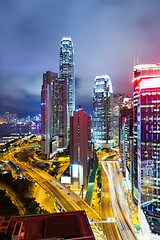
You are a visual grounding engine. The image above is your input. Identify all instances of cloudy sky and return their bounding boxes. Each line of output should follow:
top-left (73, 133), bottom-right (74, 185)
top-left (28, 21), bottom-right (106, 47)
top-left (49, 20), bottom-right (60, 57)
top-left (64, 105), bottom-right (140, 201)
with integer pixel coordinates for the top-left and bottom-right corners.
top-left (0, 0), bottom-right (160, 115)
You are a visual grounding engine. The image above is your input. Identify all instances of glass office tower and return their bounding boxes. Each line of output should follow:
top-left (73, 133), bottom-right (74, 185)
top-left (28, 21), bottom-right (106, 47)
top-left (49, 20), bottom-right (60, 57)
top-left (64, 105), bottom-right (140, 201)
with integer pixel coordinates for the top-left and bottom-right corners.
top-left (133, 65), bottom-right (160, 231)
top-left (41, 71), bottom-right (57, 159)
top-left (92, 75), bottom-right (113, 146)
top-left (53, 78), bottom-right (67, 147)
top-left (59, 37), bottom-right (75, 131)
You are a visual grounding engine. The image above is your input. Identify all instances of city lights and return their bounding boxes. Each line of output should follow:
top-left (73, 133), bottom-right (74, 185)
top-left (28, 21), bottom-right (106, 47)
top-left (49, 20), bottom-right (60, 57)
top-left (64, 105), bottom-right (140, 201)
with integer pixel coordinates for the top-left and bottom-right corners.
top-left (140, 78), bottom-right (160, 90)
top-left (72, 164), bottom-right (79, 178)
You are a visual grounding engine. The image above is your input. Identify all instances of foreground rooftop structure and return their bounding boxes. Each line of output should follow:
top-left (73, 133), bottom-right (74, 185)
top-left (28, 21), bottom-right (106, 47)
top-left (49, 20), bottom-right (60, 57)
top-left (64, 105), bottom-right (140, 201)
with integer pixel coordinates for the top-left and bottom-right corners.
top-left (0, 210), bottom-right (95, 240)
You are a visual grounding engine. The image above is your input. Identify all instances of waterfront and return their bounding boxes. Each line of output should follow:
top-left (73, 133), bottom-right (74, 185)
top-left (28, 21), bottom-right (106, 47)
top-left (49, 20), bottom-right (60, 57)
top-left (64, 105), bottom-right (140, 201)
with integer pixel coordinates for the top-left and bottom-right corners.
top-left (0, 123), bottom-right (41, 139)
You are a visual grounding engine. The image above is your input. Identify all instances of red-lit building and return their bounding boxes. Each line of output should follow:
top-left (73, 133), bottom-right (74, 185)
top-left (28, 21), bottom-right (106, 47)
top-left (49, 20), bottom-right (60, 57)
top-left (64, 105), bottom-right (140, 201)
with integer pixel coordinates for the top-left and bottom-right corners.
top-left (70, 106), bottom-right (91, 189)
top-left (41, 71), bottom-right (58, 159)
top-left (0, 211), bottom-right (95, 240)
top-left (132, 64), bottom-right (160, 233)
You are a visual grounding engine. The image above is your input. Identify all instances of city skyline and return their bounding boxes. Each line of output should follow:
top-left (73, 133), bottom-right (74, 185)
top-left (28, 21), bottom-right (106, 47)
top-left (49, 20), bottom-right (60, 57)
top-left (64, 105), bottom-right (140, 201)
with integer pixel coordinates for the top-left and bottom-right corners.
top-left (0, 0), bottom-right (160, 115)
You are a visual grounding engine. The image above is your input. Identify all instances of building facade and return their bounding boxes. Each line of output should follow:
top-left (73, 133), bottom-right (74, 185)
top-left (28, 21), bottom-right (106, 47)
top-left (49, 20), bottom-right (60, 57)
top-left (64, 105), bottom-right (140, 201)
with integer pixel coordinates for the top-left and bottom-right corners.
top-left (41, 71), bottom-right (67, 158)
top-left (41, 71), bottom-right (57, 159)
top-left (112, 93), bottom-right (122, 146)
top-left (133, 64), bottom-right (160, 232)
top-left (119, 108), bottom-right (133, 188)
top-left (53, 78), bottom-right (67, 147)
top-left (70, 106), bottom-right (91, 189)
top-left (113, 93), bottom-right (133, 146)
top-left (92, 75), bottom-right (113, 147)
top-left (59, 37), bottom-right (75, 131)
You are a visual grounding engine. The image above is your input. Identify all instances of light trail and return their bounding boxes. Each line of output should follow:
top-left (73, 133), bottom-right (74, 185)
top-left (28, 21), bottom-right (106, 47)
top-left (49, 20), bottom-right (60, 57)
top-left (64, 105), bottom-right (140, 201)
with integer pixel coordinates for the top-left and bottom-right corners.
top-left (102, 161), bottom-right (138, 240)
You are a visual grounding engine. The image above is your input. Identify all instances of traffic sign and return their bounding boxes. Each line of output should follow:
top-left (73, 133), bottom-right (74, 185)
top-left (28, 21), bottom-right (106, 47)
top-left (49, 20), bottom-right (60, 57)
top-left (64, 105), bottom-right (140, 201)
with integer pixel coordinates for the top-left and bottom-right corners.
top-left (89, 219), bottom-right (93, 223)
top-left (106, 217), bottom-right (116, 222)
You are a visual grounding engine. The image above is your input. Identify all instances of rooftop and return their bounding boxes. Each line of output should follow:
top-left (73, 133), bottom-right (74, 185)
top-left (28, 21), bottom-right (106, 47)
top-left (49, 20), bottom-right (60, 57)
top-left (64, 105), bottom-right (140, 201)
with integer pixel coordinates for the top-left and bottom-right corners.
top-left (0, 210), bottom-right (95, 240)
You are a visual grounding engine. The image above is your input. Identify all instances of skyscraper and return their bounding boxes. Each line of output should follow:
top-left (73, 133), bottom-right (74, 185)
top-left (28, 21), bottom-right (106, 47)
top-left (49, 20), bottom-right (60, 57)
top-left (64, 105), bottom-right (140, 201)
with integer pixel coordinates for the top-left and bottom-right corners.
top-left (112, 94), bottom-right (122, 146)
top-left (112, 93), bottom-right (132, 146)
top-left (41, 71), bottom-right (68, 158)
top-left (41, 71), bottom-right (57, 159)
top-left (59, 37), bottom-right (75, 131)
top-left (132, 64), bottom-right (160, 232)
top-left (92, 75), bottom-right (113, 146)
top-left (53, 78), bottom-right (67, 147)
top-left (70, 106), bottom-right (91, 189)
top-left (119, 108), bottom-right (133, 184)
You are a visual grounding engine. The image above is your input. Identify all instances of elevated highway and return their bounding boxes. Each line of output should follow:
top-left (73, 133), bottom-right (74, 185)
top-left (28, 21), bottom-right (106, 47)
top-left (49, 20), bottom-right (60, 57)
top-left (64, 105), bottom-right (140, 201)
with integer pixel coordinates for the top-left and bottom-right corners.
top-left (9, 149), bottom-right (138, 240)
top-left (102, 160), bottom-right (138, 240)
top-left (9, 151), bottom-right (105, 240)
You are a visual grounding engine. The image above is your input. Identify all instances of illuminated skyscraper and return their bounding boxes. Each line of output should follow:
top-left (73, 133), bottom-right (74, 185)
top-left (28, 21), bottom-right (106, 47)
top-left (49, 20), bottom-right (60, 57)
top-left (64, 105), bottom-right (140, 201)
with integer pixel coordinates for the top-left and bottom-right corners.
top-left (119, 108), bottom-right (133, 184)
top-left (41, 71), bottom-right (57, 159)
top-left (53, 78), bottom-right (67, 147)
top-left (59, 37), bottom-right (75, 131)
top-left (70, 106), bottom-right (91, 189)
top-left (112, 93), bottom-right (133, 146)
top-left (92, 75), bottom-right (113, 146)
top-left (41, 71), bottom-right (67, 158)
top-left (133, 64), bottom-right (160, 231)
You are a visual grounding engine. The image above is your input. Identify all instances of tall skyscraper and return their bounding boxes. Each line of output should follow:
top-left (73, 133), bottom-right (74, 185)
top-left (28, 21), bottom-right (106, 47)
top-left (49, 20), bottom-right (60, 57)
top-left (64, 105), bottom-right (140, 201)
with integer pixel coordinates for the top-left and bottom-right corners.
top-left (112, 94), bottom-right (122, 146)
top-left (119, 108), bottom-right (133, 185)
top-left (133, 64), bottom-right (160, 232)
top-left (92, 75), bottom-right (113, 146)
top-left (41, 71), bottom-right (68, 158)
top-left (112, 93), bottom-right (133, 146)
top-left (70, 106), bottom-right (91, 189)
top-left (53, 78), bottom-right (67, 147)
top-left (59, 37), bottom-right (75, 131)
top-left (41, 71), bottom-right (57, 159)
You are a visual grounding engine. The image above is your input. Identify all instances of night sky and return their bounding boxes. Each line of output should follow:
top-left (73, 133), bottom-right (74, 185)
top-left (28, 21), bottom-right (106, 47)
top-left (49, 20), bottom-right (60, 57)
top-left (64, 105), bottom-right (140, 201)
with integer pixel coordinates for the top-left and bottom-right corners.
top-left (0, 0), bottom-right (160, 115)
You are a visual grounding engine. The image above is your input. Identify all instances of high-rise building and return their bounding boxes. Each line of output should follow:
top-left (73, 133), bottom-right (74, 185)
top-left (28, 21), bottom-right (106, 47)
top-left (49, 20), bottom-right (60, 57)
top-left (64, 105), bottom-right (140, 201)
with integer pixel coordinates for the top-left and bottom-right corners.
top-left (59, 37), bottom-right (75, 131)
top-left (119, 108), bottom-right (133, 187)
top-left (112, 94), bottom-right (133, 146)
top-left (133, 64), bottom-right (160, 232)
top-left (41, 71), bottom-right (57, 159)
top-left (70, 106), bottom-right (91, 189)
top-left (53, 78), bottom-right (67, 147)
top-left (92, 75), bottom-right (113, 147)
top-left (41, 71), bottom-right (68, 158)
top-left (112, 94), bottom-right (121, 146)
top-left (112, 93), bottom-right (133, 146)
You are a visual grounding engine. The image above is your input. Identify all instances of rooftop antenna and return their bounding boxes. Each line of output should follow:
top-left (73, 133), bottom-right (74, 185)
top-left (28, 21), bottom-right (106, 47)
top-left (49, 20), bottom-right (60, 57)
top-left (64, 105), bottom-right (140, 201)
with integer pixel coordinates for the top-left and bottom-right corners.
top-left (134, 49), bottom-right (139, 66)
top-left (136, 49), bottom-right (139, 65)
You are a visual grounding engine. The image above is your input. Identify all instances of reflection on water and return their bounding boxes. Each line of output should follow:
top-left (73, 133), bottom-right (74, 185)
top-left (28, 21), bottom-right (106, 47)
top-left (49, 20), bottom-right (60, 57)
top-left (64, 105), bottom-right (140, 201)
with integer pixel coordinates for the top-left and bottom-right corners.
top-left (0, 123), bottom-right (41, 139)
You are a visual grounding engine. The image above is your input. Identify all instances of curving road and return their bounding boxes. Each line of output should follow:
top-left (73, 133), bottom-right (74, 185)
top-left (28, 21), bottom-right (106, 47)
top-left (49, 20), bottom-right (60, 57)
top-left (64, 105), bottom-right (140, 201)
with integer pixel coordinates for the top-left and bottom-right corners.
top-left (10, 151), bottom-right (101, 221)
top-left (101, 169), bottom-right (122, 240)
top-left (102, 161), bottom-right (138, 240)
top-left (9, 151), bottom-right (108, 240)
top-left (9, 148), bottom-right (138, 240)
